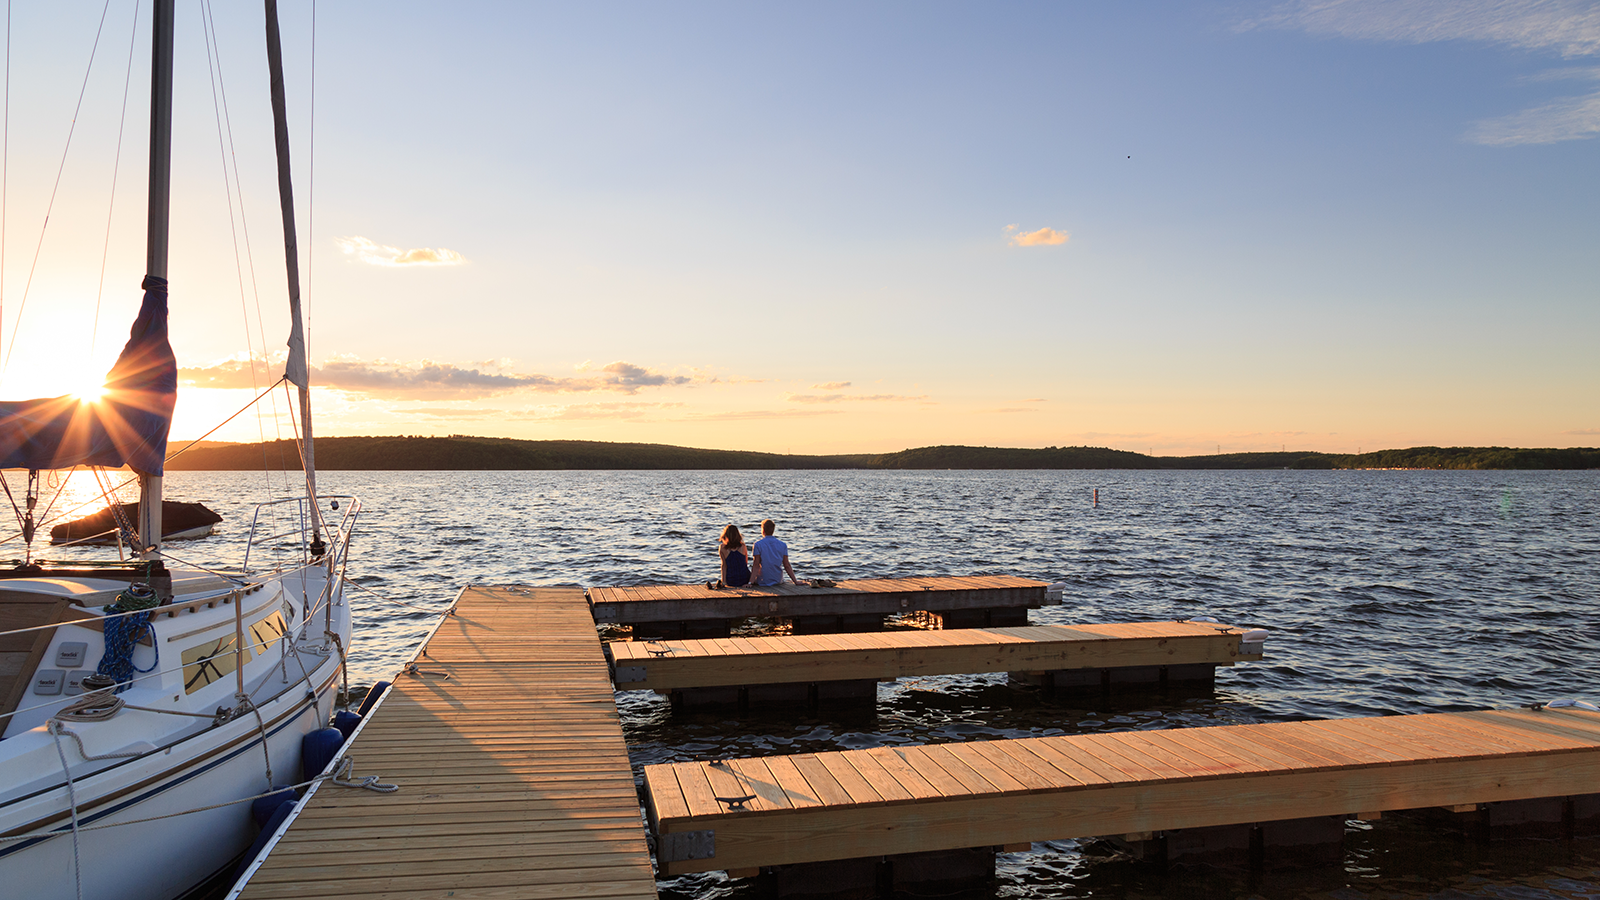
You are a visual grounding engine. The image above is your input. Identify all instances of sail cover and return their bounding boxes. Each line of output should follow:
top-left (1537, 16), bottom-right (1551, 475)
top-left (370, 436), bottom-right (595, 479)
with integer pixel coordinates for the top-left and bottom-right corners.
top-left (0, 275), bottom-right (177, 475)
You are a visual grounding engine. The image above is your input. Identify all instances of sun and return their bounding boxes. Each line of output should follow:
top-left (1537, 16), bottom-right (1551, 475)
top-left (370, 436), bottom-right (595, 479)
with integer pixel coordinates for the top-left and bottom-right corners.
top-left (73, 382), bottom-right (108, 404)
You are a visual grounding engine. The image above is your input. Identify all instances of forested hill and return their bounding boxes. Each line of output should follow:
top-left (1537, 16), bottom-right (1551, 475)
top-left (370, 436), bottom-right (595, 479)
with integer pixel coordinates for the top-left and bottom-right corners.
top-left (165, 437), bottom-right (877, 471)
top-left (161, 437), bottom-right (1600, 471)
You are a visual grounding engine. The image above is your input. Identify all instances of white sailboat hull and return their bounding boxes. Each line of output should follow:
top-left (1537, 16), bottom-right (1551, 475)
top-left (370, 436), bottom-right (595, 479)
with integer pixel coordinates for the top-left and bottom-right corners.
top-left (0, 565), bottom-right (352, 900)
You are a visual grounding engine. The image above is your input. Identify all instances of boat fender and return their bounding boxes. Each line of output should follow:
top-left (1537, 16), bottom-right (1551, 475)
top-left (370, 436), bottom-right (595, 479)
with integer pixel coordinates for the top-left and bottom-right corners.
top-left (234, 799), bottom-right (296, 882)
top-left (1542, 698), bottom-right (1599, 711)
top-left (301, 727), bottom-right (345, 781)
top-left (1044, 582), bottom-right (1067, 600)
top-left (1238, 628), bottom-right (1269, 655)
top-left (333, 709), bottom-right (362, 739)
top-left (251, 785), bottom-right (296, 828)
top-left (356, 680), bottom-right (391, 717)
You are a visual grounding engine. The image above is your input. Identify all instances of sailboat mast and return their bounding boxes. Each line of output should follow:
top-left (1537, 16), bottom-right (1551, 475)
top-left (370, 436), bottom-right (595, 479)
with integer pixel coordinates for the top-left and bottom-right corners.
top-left (138, 0), bottom-right (175, 561)
top-left (265, 0), bottom-right (324, 546)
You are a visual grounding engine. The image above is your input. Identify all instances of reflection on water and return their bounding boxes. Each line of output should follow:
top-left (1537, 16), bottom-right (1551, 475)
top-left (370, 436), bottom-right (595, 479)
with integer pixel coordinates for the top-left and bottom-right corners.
top-left (24, 468), bottom-right (1600, 898)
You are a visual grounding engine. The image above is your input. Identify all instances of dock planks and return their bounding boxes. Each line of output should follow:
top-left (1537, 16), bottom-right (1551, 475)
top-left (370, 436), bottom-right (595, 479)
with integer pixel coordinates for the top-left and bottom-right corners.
top-left (236, 586), bottom-right (657, 900)
top-left (643, 707), bottom-right (1600, 876)
top-left (608, 620), bottom-right (1259, 691)
top-left (588, 575), bottom-right (1052, 624)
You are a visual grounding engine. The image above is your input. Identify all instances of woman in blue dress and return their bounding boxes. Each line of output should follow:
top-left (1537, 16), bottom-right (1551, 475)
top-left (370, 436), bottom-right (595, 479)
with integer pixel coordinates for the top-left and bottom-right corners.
top-left (716, 524), bottom-right (751, 588)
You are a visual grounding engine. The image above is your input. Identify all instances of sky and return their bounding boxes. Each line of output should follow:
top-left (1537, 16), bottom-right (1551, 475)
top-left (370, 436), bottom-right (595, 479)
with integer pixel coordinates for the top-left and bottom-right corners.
top-left (0, 1), bottom-right (1595, 457)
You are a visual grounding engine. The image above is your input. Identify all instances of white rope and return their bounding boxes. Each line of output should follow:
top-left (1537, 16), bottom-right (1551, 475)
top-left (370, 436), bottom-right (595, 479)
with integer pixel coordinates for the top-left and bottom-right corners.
top-left (51, 691), bottom-right (124, 723)
top-left (286, 634), bottom-right (323, 725)
top-left (238, 696), bottom-right (275, 789)
top-left (47, 722), bottom-right (86, 900)
top-left (329, 756), bottom-right (397, 793)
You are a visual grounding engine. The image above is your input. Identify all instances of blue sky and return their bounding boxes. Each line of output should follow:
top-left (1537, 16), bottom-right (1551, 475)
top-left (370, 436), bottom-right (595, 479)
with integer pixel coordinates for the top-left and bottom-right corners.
top-left (2, 1), bottom-right (1595, 454)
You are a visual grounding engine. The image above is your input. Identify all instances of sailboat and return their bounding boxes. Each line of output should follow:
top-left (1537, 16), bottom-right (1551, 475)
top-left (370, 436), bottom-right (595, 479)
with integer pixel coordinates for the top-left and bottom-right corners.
top-left (0, 3), bottom-right (355, 899)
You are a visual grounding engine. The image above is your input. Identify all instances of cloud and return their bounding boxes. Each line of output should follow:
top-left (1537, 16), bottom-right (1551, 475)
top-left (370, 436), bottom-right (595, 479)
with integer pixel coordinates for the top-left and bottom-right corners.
top-left (813, 381), bottom-right (852, 390)
top-left (688, 408), bottom-right (841, 421)
top-left (1005, 225), bottom-right (1069, 247)
top-left (1245, 1), bottom-right (1600, 145)
top-left (1468, 73), bottom-right (1600, 143)
top-left (177, 356), bottom-right (272, 389)
top-left (987, 407), bottom-right (1041, 414)
top-left (1243, 0), bottom-right (1600, 57)
top-left (1564, 427), bottom-right (1600, 435)
top-left (392, 408), bottom-right (493, 419)
top-left (786, 393), bottom-right (931, 404)
top-left (179, 356), bottom-right (692, 400)
top-left (537, 402), bottom-right (687, 421)
top-left (580, 361), bottom-right (692, 390)
top-left (335, 236), bottom-right (466, 267)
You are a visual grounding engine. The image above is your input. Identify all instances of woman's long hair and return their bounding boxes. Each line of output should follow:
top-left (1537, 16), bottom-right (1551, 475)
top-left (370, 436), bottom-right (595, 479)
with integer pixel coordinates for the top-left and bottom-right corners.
top-left (720, 524), bottom-right (744, 549)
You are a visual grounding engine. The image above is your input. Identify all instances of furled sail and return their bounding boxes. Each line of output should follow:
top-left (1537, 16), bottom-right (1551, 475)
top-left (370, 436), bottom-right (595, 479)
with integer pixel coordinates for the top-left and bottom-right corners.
top-left (0, 275), bottom-right (176, 474)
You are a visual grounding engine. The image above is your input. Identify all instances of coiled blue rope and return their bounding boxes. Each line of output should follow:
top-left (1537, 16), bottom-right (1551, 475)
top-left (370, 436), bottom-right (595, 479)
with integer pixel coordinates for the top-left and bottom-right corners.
top-left (97, 586), bottom-right (160, 693)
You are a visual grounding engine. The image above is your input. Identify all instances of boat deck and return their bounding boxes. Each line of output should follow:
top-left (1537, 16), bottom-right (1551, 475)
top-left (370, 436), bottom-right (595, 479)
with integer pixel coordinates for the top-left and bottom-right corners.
top-left (644, 707), bottom-right (1600, 876)
top-left (234, 585), bottom-right (657, 900)
top-left (607, 620), bottom-right (1260, 691)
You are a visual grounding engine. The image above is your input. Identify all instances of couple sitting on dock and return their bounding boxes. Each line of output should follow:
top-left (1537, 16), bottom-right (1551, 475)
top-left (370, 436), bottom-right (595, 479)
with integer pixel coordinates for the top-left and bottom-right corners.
top-left (712, 519), bottom-right (800, 589)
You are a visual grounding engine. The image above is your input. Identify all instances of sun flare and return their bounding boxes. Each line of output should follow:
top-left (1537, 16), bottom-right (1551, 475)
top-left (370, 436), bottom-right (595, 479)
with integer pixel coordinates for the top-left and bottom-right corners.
top-left (73, 382), bottom-right (108, 404)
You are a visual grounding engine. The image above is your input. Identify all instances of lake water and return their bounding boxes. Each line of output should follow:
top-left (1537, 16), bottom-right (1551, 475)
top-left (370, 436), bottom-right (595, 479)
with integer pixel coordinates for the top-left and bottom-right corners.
top-left (38, 468), bottom-right (1600, 899)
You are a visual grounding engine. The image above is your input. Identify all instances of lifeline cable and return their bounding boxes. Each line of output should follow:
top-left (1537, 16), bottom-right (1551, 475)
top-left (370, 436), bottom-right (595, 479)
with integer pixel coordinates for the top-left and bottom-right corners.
top-left (4, 754), bottom-right (398, 847)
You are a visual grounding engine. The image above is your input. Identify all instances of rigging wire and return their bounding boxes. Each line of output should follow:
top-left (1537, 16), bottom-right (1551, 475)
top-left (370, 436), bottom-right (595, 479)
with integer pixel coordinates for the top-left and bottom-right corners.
top-left (90, 0), bottom-right (141, 356)
top-left (0, 380), bottom-right (280, 548)
top-left (199, 1), bottom-right (285, 496)
top-left (2, 0), bottom-right (10, 364)
top-left (165, 378), bottom-right (288, 463)
top-left (35, 464), bottom-right (79, 537)
top-left (2, 0), bottom-right (115, 379)
top-left (200, 0), bottom-right (294, 498)
top-left (307, 0), bottom-right (315, 387)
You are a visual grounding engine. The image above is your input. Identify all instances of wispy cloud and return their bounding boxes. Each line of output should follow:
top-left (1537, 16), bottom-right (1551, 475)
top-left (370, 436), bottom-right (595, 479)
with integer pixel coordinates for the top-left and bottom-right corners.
top-left (392, 408), bottom-right (493, 419)
top-left (688, 408), bottom-right (841, 421)
top-left (786, 393), bottom-right (931, 404)
top-left (176, 356), bottom-right (271, 390)
top-left (1470, 70), bottom-right (1600, 144)
top-left (1244, 1), bottom-right (1600, 145)
top-left (540, 402), bottom-right (687, 421)
top-left (1243, 0), bottom-right (1600, 57)
top-left (1004, 224), bottom-right (1070, 247)
top-left (1564, 427), bottom-right (1600, 435)
top-left (335, 236), bottom-right (466, 267)
top-left (813, 381), bottom-right (852, 390)
top-left (180, 356), bottom-right (692, 400)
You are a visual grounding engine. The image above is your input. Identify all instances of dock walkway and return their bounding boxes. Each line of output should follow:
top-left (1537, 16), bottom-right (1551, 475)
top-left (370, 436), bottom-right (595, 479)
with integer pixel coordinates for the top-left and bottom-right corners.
top-left (608, 620), bottom-right (1261, 692)
top-left (644, 706), bottom-right (1600, 876)
top-left (589, 575), bottom-right (1053, 636)
top-left (234, 586), bottom-right (657, 900)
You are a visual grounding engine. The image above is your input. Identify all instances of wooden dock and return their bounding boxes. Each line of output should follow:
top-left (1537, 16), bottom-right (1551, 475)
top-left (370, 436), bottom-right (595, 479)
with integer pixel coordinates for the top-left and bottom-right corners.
top-left (643, 706), bottom-right (1600, 876)
top-left (233, 586), bottom-right (657, 900)
top-left (589, 575), bottom-right (1054, 637)
top-left (607, 620), bottom-right (1261, 692)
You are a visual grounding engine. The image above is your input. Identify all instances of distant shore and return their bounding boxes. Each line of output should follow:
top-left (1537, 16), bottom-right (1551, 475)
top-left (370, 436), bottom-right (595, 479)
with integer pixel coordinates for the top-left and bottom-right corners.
top-left (160, 437), bottom-right (1600, 471)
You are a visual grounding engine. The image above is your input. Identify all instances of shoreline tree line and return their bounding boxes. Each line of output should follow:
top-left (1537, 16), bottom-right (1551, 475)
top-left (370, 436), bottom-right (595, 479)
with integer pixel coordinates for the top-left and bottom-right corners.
top-left (160, 437), bottom-right (1600, 471)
